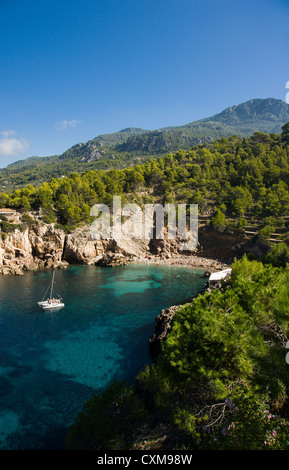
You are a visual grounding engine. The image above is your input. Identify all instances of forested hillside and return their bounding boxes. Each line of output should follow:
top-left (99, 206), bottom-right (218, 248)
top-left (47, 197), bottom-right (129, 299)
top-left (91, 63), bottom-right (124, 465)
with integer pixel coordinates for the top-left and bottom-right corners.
top-left (1, 123), bottom-right (289, 245)
top-left (64, 120), bottom-right (289, 450)
top-left (2, 114), bottom-right (289, 451)
top-left (62, 120), bottom-right (289, 451)
top-left (1, 98), bottom-right (289, 192)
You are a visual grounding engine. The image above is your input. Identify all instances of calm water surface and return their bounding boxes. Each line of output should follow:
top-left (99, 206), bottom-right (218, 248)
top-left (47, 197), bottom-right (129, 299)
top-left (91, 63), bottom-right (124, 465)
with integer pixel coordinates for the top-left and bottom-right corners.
top-left (0, 264), bottom-right (206, 450)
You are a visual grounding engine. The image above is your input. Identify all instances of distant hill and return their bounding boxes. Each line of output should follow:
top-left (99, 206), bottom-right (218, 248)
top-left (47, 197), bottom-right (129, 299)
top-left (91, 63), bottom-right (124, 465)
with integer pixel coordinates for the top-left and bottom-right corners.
top-left (201, 97), bottom-right (289, 130)
top-left (1, 98), bottom-right (289, 191)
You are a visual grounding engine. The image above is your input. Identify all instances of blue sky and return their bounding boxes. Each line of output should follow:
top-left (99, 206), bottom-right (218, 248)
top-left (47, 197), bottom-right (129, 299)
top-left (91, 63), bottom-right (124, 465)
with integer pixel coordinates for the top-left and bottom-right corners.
top-left (0, 0), bottom-right (288, 167)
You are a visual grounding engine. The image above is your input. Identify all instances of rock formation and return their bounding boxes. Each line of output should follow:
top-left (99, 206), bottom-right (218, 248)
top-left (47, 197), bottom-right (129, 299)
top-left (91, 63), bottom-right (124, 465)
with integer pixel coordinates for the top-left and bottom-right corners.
top-left (0, 224), bottom-right (69, 275)
top-left (0, 219), bottom-right (247, 276)
top-left (96, 252), bottom-right (132, 267)
top-left (148, 280), bottom-right (210, 361)
top-left (0, 222), bottom-right (151, 275)
top-left (62, 227), bottom-right (109, 265)
top-left (149, 305), bottom-right (182, 361)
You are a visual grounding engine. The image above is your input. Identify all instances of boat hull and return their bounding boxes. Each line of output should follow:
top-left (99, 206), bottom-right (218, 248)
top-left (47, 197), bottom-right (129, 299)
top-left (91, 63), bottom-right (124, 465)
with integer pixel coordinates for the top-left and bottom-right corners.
top-left (41, 302), bottom-right (65, 309)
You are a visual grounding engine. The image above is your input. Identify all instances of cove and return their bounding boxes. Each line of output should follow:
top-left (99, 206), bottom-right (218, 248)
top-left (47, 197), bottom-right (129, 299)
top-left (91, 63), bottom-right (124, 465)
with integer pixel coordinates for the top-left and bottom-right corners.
top-left (0, 264), bottom-right (206, 450)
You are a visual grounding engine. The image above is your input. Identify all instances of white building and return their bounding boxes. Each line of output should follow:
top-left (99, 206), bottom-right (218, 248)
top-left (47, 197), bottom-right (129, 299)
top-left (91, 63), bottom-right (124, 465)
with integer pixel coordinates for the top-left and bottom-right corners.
top-left (0, 208), bottom-right (16, 215)
top-left (208, 268), bottom-right (232, 288)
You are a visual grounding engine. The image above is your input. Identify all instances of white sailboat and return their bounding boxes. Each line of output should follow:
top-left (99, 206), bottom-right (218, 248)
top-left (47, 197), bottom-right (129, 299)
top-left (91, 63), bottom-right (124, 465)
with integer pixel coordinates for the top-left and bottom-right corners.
top-left (38, 271), bottom-right (65, 309)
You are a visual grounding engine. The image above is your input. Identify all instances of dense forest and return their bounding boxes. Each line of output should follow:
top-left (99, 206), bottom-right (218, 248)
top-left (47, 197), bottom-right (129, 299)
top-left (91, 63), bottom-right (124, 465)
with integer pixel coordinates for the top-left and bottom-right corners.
top-left (1, 123), bottom-right (289, 241)
top-left (1, 98), bottom-right (288, 192)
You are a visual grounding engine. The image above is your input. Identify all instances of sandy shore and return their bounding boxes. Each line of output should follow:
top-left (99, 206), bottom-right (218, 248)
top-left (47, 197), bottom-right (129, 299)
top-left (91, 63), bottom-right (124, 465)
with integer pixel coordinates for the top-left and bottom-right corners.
top-left (134, 254), bottom-right (230, 272)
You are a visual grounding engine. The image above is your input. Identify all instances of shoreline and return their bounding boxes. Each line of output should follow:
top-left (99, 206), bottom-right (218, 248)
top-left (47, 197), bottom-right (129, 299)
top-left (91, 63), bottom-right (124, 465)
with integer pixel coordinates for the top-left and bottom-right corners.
top-left (0, 252), bottom-right (231, 275)
top-left (0, 252), bottom-right (231, 276)
top-left (138, 254), bottom-right (231, 361)
top-left (132, 253), bottom-right (231, 272)
top-left (1, 221), bottom-right (234, 275)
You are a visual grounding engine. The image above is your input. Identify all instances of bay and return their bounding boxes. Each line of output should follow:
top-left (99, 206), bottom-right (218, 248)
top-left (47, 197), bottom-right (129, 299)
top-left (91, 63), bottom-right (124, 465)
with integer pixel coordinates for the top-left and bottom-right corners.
top-left (0, 263), bottom-right (206, 450)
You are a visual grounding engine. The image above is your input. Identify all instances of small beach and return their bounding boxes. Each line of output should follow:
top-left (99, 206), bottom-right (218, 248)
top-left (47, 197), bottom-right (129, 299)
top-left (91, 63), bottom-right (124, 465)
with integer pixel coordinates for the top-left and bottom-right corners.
top-left (134, 253), bottom-right (230, 272)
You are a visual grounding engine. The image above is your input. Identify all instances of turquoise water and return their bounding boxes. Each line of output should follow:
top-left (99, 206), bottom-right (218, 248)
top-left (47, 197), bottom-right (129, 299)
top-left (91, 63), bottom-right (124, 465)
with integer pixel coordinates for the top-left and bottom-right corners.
top-left (0, 264), bottom-right (206, 450)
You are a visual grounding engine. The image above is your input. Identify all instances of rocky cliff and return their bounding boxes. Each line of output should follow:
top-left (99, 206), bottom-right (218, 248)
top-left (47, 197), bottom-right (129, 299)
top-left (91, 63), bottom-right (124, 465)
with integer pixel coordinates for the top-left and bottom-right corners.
top-left (0, 222), bottom-right (154, 275)
top-left (0, 221), bottom-right (248, 275)
top-left (0, 224), bottom-right (66, 275)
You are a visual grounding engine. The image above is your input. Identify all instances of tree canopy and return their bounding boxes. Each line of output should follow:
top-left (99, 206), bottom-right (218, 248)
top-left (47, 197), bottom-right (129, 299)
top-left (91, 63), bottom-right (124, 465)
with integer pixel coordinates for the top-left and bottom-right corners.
top-left (1, 128), bottom-right (289, 238)
top-left (66, 256), bottom-right (289, 450)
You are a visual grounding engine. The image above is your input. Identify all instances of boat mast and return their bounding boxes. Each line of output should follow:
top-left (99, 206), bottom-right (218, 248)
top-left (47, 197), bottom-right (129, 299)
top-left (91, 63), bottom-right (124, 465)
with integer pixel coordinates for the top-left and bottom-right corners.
top-left (50, 271), bottom-right (55, 299)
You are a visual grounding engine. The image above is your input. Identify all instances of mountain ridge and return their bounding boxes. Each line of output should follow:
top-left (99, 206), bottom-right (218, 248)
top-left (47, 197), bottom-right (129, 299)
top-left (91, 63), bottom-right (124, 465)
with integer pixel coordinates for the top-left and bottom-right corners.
top-left (1, 98), bottom-right (289, 191)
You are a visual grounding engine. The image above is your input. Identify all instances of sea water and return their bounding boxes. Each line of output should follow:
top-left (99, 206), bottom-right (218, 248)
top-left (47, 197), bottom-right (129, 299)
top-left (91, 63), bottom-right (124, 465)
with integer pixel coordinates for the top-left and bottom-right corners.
top-left (0, 264), bottom-right (206, 450)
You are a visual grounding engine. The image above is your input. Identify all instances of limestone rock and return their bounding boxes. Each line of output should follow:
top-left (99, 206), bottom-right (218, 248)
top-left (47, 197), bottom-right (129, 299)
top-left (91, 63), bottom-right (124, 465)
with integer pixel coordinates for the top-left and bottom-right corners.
top-left (63, 229), bottom-right (108, 264)
top-left (106, 236), bottom-right (149, 258)
top-left (149, 305), bottom-right (181, 361)
top-left (96, 251), bottom-right (132, 267)
top-left (29, 224), bottom-right (65, 262)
